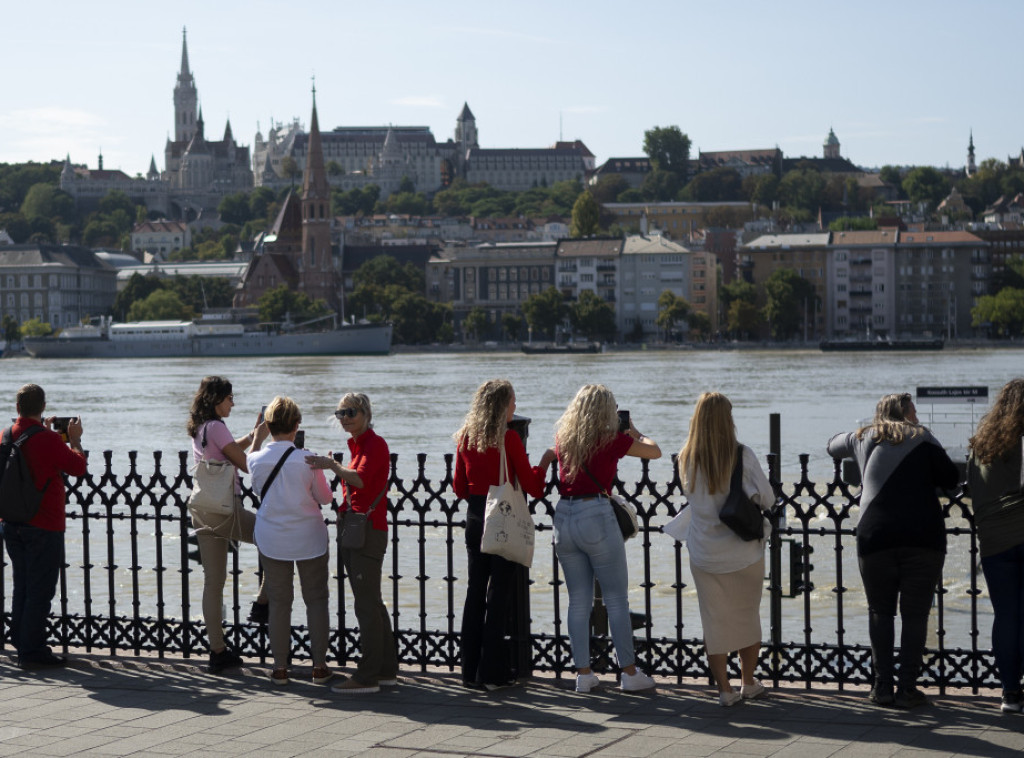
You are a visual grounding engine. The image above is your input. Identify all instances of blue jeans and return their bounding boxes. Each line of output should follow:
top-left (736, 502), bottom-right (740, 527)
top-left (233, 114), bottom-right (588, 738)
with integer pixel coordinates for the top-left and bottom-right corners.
top-left (2, 522), bottom-right (64, 661)
top-left (981, 542), bottom-right (1024, 693)
top-left (553, 496), bottom-right (635, 670)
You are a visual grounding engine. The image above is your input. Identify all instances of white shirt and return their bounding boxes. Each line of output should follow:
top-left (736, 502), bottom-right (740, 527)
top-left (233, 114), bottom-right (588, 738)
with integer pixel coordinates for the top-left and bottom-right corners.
top-left (248, 440), bottom-right (333, 561)
top-left (679, 444), bottom-right (775, 574)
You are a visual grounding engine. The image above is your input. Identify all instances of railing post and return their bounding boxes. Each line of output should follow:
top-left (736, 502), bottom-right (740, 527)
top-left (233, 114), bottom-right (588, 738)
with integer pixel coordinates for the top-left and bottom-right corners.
top-left (508, 414), bottom-right (533, 679)
top-left (768, 413), bottom-right (783, 686)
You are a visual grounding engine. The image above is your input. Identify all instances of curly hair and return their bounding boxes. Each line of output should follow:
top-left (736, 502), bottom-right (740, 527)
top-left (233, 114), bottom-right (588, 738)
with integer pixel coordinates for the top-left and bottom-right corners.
top-left (678, 392), bottom-right (738, 496)
top-left (186, 376), bottom-right (232, 438)
top-left (555, 384), bottom-right (618, 481)
top-left (453, 379), bottom-right (514, 453)
top-left (969, 378), bottom-right (1024, 465)
top-left (855, 392), bottom-right (922, 445)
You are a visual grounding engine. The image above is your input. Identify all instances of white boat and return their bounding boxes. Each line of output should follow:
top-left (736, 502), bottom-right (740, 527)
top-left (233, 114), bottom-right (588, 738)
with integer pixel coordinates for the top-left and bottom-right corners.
top-left (23, 317), bottom-right (391, 359)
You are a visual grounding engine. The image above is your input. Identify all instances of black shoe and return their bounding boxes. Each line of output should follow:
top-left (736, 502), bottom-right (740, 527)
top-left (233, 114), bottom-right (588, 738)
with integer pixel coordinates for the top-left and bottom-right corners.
top-left (869, 685), bottom-right (894, 706)
top-left (894, 686), bottom-right (928, 709)
top-left (1000, 690), bottom-right (1023, 713)
top-left (248, 601), bottom-right (269, 625)
top-left (19, 652), bottom-right (68, 669)
top-left (208, 646), bottom-right (243, 674)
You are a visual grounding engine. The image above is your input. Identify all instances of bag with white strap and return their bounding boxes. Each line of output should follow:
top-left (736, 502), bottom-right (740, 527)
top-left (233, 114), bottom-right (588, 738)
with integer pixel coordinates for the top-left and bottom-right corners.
top-left (480, 443), bottom-right (535, 567)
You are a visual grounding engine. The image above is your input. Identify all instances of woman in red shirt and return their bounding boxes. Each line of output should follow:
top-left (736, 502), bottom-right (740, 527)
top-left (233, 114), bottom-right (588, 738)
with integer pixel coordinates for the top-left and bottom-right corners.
top-left (453, 379), bottom-right (550, 690)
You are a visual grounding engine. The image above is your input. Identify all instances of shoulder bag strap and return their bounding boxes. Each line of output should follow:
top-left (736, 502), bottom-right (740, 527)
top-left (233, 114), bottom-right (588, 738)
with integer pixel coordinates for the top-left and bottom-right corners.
top-left (581, 463), bottom-right (612, 499)
top-left (345, 480), bottom-right (387, 515)
top-left (260, 446), bottom-right (296, 501)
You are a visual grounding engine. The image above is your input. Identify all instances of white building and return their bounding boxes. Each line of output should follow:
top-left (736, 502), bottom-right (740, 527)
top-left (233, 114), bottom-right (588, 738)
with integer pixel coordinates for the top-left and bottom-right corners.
top-left (618, 234), bottom-right (692, 339)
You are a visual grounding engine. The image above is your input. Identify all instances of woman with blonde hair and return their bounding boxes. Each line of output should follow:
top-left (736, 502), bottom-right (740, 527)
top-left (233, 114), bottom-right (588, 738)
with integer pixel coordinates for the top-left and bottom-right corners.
top-left (828, 392), bottom-right (958, 709)
top-left (967, 378), bottom-right (1024, 712)
top-left (548, 384), bottom-right (660, 693)
top-left (453, 379), bottom-right (550, 690)
top-left (677, 392), bottom-right (775, 706)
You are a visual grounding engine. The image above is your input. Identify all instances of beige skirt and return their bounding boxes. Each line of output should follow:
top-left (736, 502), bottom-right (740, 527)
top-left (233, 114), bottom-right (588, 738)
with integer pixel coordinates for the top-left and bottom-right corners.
top-left (691, 557), bottom-right (765, 655)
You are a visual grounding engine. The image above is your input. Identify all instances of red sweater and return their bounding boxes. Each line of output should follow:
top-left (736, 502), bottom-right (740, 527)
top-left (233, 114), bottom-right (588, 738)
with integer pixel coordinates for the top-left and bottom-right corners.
top-left (342, 428), bottom-right (390, 531)
top-left (454, 428), bottom-right (547, 499)
top-left (9, 418), bottom-right (88, 532)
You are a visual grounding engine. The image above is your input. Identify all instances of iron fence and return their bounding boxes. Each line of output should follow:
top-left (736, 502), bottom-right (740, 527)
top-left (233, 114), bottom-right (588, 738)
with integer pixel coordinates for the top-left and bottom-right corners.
top-left (0, 448), bottom-right (995, 692)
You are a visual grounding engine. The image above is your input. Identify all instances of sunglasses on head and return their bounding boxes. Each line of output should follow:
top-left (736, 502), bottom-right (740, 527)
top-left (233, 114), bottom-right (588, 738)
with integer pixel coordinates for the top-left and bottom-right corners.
top-left (334, 408), bottom-right (359, 419)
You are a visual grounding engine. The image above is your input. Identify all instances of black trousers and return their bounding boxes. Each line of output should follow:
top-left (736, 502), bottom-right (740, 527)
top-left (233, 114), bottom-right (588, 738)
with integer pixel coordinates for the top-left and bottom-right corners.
top-left (460, 494), bottom-right (514, 686)
top-left (859, 546), bottom-right (944, 689)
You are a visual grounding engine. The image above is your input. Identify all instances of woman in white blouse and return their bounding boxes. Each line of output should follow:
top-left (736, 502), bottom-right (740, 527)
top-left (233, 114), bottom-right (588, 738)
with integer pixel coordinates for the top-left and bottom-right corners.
top-left (247, 396), bottom-right (334, 686)
top-left (675, 392), bottom-right (775, 706)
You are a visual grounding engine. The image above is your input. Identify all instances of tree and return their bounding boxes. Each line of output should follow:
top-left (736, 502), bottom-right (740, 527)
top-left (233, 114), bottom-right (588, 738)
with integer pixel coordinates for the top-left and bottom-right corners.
top-left (20, 183), bottom-right (76, 223)
top-left (641, 169), bottom-right (681, 202)
top-left (727, 300), bottom-right (761, 338)
top-left (522, 286), bottom-right (568, 340)
top-left (743, 173), bottom-right (779, 208)
top-left (127, 289), bottom-right (193, 322)
top-left (257, 284), bottom-right (329, 324)
top-left (326, 160), bottom-right (344, 177)
top-left (353, 255), bottom-right (424, 293)
top-left (656, 291), bottom-right (691, 341)
top-left (762, 268), bottom-right (816, 340)
top-left (686, 311), bottom-right (712, 341)
top-left (778, 168), bottom-right (826, 212)
top-left (568, 290), bottom-right (616, 341)
top-left (501, 311), bottom-right (523, 342)
top-left (19, 318), bottom-right (53, 338)
top-left (2, 315), bottom-right (20, 344)
top-left (398, 175), bottom-right (415, 194)
top-left (879, 165), bottom-right (902, 190)
top-left (902, 166), bottom-right (949, 209)
top-left (682, 167), bottom-right (743, 202)
top-left (462, 307), bottom-right (490, 342)
top-left (642, 126), bottom-right (691, 176)
top-left (972, 287), bottom-right (1024, 337)
top-left (112, 272), bottom-right (164, 319)
top-left (570, 192), bottom-right (600, 237)
top-left (590, 174), bottom-right (630, 204)
top-left (389, 294), bottom-right (450, 344)
top-left (217, 192), bottom-right (251, 225)
top-left (281, 156), bottom-right (301, 185)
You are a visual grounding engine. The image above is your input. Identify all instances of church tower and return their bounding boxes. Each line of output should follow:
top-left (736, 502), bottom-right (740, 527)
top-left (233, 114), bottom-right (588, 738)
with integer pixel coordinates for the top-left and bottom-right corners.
top-left (455, 103), bottom-right (478, 149)
top-left (823, 128), bottom-right (840, 159)
top-left (300, 86), bottom-right (337, 309)
top-left (174, 28), bottom-right (198, 143)
top-left (967, 130), bottom-right (976, 177)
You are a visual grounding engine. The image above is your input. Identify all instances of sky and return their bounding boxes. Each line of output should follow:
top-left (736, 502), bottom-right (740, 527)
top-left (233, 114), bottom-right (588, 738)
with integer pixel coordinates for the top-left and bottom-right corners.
top-left (3, 0), bottom-right (1021, 179)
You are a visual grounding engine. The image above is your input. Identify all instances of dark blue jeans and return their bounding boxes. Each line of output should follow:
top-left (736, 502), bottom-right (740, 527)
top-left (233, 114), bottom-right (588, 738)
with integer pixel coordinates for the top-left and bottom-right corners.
top-left (2, 522), bottom-right (64, 661)
top-left (981, 542), bottom-right (1024, 693)
top-left (859, 546), bottom-right (944, 689)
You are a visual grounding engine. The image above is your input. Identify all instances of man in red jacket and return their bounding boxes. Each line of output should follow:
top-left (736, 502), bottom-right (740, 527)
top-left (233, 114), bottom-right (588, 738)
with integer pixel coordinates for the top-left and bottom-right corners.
top-left (1, 384), bottom-right (87, 668)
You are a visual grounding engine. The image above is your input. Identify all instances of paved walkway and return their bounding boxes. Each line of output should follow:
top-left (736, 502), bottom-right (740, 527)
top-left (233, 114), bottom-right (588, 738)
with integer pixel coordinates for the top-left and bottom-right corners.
top-left (0, 653), bottom-right (1020, 757)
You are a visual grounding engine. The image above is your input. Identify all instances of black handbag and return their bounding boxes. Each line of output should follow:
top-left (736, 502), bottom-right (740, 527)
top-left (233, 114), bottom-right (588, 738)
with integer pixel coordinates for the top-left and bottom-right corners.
top-left (719, 444), bottom-right (764, 541)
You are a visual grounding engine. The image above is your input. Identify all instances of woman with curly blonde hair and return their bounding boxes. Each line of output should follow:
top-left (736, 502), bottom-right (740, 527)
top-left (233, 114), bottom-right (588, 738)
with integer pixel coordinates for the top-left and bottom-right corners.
top-left (677, 392), bottom-right (774, 706)
top-left (548, 384), bottom-right (661, 693)
top-left (828, 392), bottom-right (958, 709)
top-left (453, 379), bottom-right (549, 690)
top-left (967, 378), bottom-right (1024, 713)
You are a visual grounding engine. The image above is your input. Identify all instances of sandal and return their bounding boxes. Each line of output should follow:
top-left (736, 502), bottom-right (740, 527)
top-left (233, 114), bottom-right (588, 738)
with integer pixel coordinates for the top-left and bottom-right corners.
top-left (270, 668), bottom-right (289, 686)
top-left (312, 666), bottom-right (333, 684)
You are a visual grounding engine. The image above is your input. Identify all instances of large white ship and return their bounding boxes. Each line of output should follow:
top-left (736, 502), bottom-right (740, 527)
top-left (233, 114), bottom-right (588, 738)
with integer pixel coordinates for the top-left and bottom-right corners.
top-left (23, 317), bottom-right (392, 359)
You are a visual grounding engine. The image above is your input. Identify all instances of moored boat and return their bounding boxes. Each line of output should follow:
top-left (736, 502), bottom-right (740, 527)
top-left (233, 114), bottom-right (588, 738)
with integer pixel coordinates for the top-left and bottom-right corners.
top-left (521, 341), bottom-right (602, 355)
top-left (819, 338), bottom-right (944, 352)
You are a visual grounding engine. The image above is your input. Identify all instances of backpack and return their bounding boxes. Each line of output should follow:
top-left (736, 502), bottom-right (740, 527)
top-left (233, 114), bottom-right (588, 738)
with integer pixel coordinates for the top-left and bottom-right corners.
top-left (0, 425), bottom-right (50, 523)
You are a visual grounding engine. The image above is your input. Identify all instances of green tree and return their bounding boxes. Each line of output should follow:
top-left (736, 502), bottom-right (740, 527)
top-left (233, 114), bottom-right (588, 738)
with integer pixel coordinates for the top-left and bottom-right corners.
top-left (501, 311), bottom-right (523, 341)
top-left (590, 174), bottom-right (631, 204)
top-left (829, 216), bottom-right (878, 231)
top-left (398, 175), bottom-right (415, 194)
top-left (389, 294), bottom-right (450, 344)
top-left (127, 289), bottom-right (193, 321)
top-left (656, 290), bottom-right (691, 341)
top-left (569, 290), bottom-right (616, 341)
top-left (682, 167), bottom-right (743, 202)
top-left (762, 268), bottom-right (816, 340)
top-left (218, 192), bottom-right (252, 225)
top-left (168, 275), bottom-right (236, 312)
top-left (112, 273), bottom-right (165, 319)
top-left (641, 169), bottom-right (681, 202)
top-left (972, 287), bottom-right (1024, 337)
top-left (385, 191), bottom-right (429, 215)
top-left (281, 156), bottom-right (301, 185)
top-left (642, 126), bottom-right (691, 176)
top-left (20, 183), bottom-right (76, 223)
top-left (326, 160), bottom-right (344, 177)
top-left (249, 186), bottom-right (277, 220)
top-left (0, 213), bottom-right (31, 243)
top-left (727, 300), bottom-right (761, 338)
top-left (686, 311), bottom-right (712, 341)
top-left (257, 284), bottom-right (329, 324)
top-left (879, 165), bottom-right (903, 190)
top-left (97, 190), bottom-right (138, 218)
top-left (743, 173), bottom-right (779, 208)
top-left (778, 168), bottom-right (826, 212)
top-left (2, 314), bottom-right (20, 344)
top-left (19, 318), bottom-right (53, 338)
top-left (570, 192), bottom-right (600, 237)
top-left (522, 286), bottom-right (568, 340)
top-left (462, 307), bottom-right (490, 342)
top-left (353, 255), bottom-right (424, 292)
top-left (902, 166), bottom-right (950, 209)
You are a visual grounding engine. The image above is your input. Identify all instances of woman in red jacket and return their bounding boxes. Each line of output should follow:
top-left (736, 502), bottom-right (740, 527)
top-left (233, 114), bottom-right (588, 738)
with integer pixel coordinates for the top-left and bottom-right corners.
top-left (453, 379), bottom-right (551, 690)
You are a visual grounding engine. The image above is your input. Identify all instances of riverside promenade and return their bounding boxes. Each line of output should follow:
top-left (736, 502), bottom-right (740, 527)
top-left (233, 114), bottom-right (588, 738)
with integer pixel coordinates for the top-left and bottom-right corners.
top-left (0, 653), bottom-right (1020, 758)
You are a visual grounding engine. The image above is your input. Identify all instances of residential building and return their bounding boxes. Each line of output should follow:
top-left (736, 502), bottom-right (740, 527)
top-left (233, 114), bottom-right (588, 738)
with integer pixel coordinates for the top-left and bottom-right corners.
top-left (0, 245), bottom-right (117, 329)
top-left (130, 220), bottom-right (191, 256)
top-left (697, 148), bottom-right (781, 178)
top-left (589, 157), bottom-right (652, 189)
top-left (603, 201), bottom-right (753, 241)
top-left (826, 229), bottom-right (898, 338)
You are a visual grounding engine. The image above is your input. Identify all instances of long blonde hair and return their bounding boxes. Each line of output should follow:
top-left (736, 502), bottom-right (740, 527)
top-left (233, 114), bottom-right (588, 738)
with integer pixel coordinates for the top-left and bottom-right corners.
top-left (454, 379), bottom-right (514, 453)
top-left (555, 384), bottom-right (618, 481)
top-left (969, 378), bottom-right (1024, 465)
top-left (678, 392), bottom-right (737, 495)
top-left (855, 392), bottom-right (921, 444)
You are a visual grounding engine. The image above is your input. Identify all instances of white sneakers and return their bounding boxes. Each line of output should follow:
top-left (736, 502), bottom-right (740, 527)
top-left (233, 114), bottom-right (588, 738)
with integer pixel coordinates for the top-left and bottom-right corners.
top-left (620, 670), bottom-right (656, 692)
top-left (720, 679), bottom-right (768, 706)
top-left (719, 690), bottom-right (742, 707)
top-left (576, 673), bottom-right (601, 692)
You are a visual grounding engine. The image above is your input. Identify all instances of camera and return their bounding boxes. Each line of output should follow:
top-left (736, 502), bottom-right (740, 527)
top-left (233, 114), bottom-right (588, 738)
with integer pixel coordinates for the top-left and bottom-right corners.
top-left (617, 409), bottom-right (630, 433)
top-left (53, 416), bottom-right (76, 441)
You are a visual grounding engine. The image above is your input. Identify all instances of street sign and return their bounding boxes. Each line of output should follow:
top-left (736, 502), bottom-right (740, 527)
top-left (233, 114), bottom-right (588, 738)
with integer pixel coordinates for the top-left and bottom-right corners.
top-left (916, 386), bottom-right (989, 404)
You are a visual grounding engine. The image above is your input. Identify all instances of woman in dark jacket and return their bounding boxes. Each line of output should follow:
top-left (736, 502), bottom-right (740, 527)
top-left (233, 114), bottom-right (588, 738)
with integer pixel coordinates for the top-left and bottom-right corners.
top-left (967, 378), bottom-right (1024, 713)
top-left (828, 392), bottom-right (959, 709)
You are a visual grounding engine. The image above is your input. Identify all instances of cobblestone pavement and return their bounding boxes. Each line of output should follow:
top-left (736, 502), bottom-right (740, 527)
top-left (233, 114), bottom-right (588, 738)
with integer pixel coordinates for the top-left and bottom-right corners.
top-left (0, 653), bottom-right (1020, 757)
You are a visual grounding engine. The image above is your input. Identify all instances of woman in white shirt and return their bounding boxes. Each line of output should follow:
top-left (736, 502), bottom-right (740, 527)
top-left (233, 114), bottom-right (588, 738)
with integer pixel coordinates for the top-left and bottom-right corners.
top-left (247, 396), bottom-right (334, 686)
top-left (675, 392), bottom-right (774, 706)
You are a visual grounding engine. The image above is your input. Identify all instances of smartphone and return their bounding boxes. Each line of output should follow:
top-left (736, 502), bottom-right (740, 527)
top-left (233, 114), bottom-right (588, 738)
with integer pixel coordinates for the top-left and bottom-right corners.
top-left (294, 430), bottom-right (305, 449)
top-left (617, 409), bottom-right (630, 433)
top-left (53, 416), bottom-right (76, 442)
top-left (257, 405), bottom-right (267, 425)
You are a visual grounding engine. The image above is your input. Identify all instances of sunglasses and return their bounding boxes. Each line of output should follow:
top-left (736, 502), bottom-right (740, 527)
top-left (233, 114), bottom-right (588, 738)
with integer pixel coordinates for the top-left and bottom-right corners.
top-left (334, 408), bottom-right (359, 419)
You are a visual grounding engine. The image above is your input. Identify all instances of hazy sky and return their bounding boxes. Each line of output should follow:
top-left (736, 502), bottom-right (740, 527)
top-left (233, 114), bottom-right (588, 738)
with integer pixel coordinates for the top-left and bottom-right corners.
top-left (3, 0), bottom-right (1020, 178)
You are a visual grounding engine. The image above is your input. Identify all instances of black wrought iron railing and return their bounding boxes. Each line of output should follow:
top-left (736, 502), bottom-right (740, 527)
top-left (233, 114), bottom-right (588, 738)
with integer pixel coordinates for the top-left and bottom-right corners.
top-left (0, 449), bottom-right (996, 692)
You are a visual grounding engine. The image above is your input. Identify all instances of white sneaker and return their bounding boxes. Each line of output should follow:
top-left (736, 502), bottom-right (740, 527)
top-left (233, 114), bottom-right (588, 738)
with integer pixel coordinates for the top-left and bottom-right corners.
top-left (719, 690), bottom-right (742, 707)
top-left (620, 670), bottom-right (656, 692)
top-left (741, 679), bottom-right (766, 699)
top-left (379, 678), bottom-right (399, 687)
top-left (576, 673), bottom-right (601, 692)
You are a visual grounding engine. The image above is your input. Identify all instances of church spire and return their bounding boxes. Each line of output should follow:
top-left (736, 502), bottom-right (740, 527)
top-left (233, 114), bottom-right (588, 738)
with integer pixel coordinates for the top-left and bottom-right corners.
top-left (967, 129), bottom-right (976, 177)
top-left (302, 82), bottom-right (328, 199)
top-left (173, 28), bottom-right (199, 143)
top-left (179, 27), bottom-right (191, 79)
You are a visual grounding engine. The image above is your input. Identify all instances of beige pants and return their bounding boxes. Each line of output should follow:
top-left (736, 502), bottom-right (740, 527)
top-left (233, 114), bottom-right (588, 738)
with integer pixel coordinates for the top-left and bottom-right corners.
top-left (259, 550), bottom-right (330, 670)
top-left (192, 495), bottom-right (266, 652)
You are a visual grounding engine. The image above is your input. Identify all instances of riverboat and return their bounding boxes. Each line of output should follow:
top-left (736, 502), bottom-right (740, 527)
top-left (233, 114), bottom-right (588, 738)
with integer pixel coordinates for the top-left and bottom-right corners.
top-left (23, 317), bottom-right (392, 359)
top-left (819, 338), bottom-right (944, 352)
top-left (520, 341), bottom-right (602, 355)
